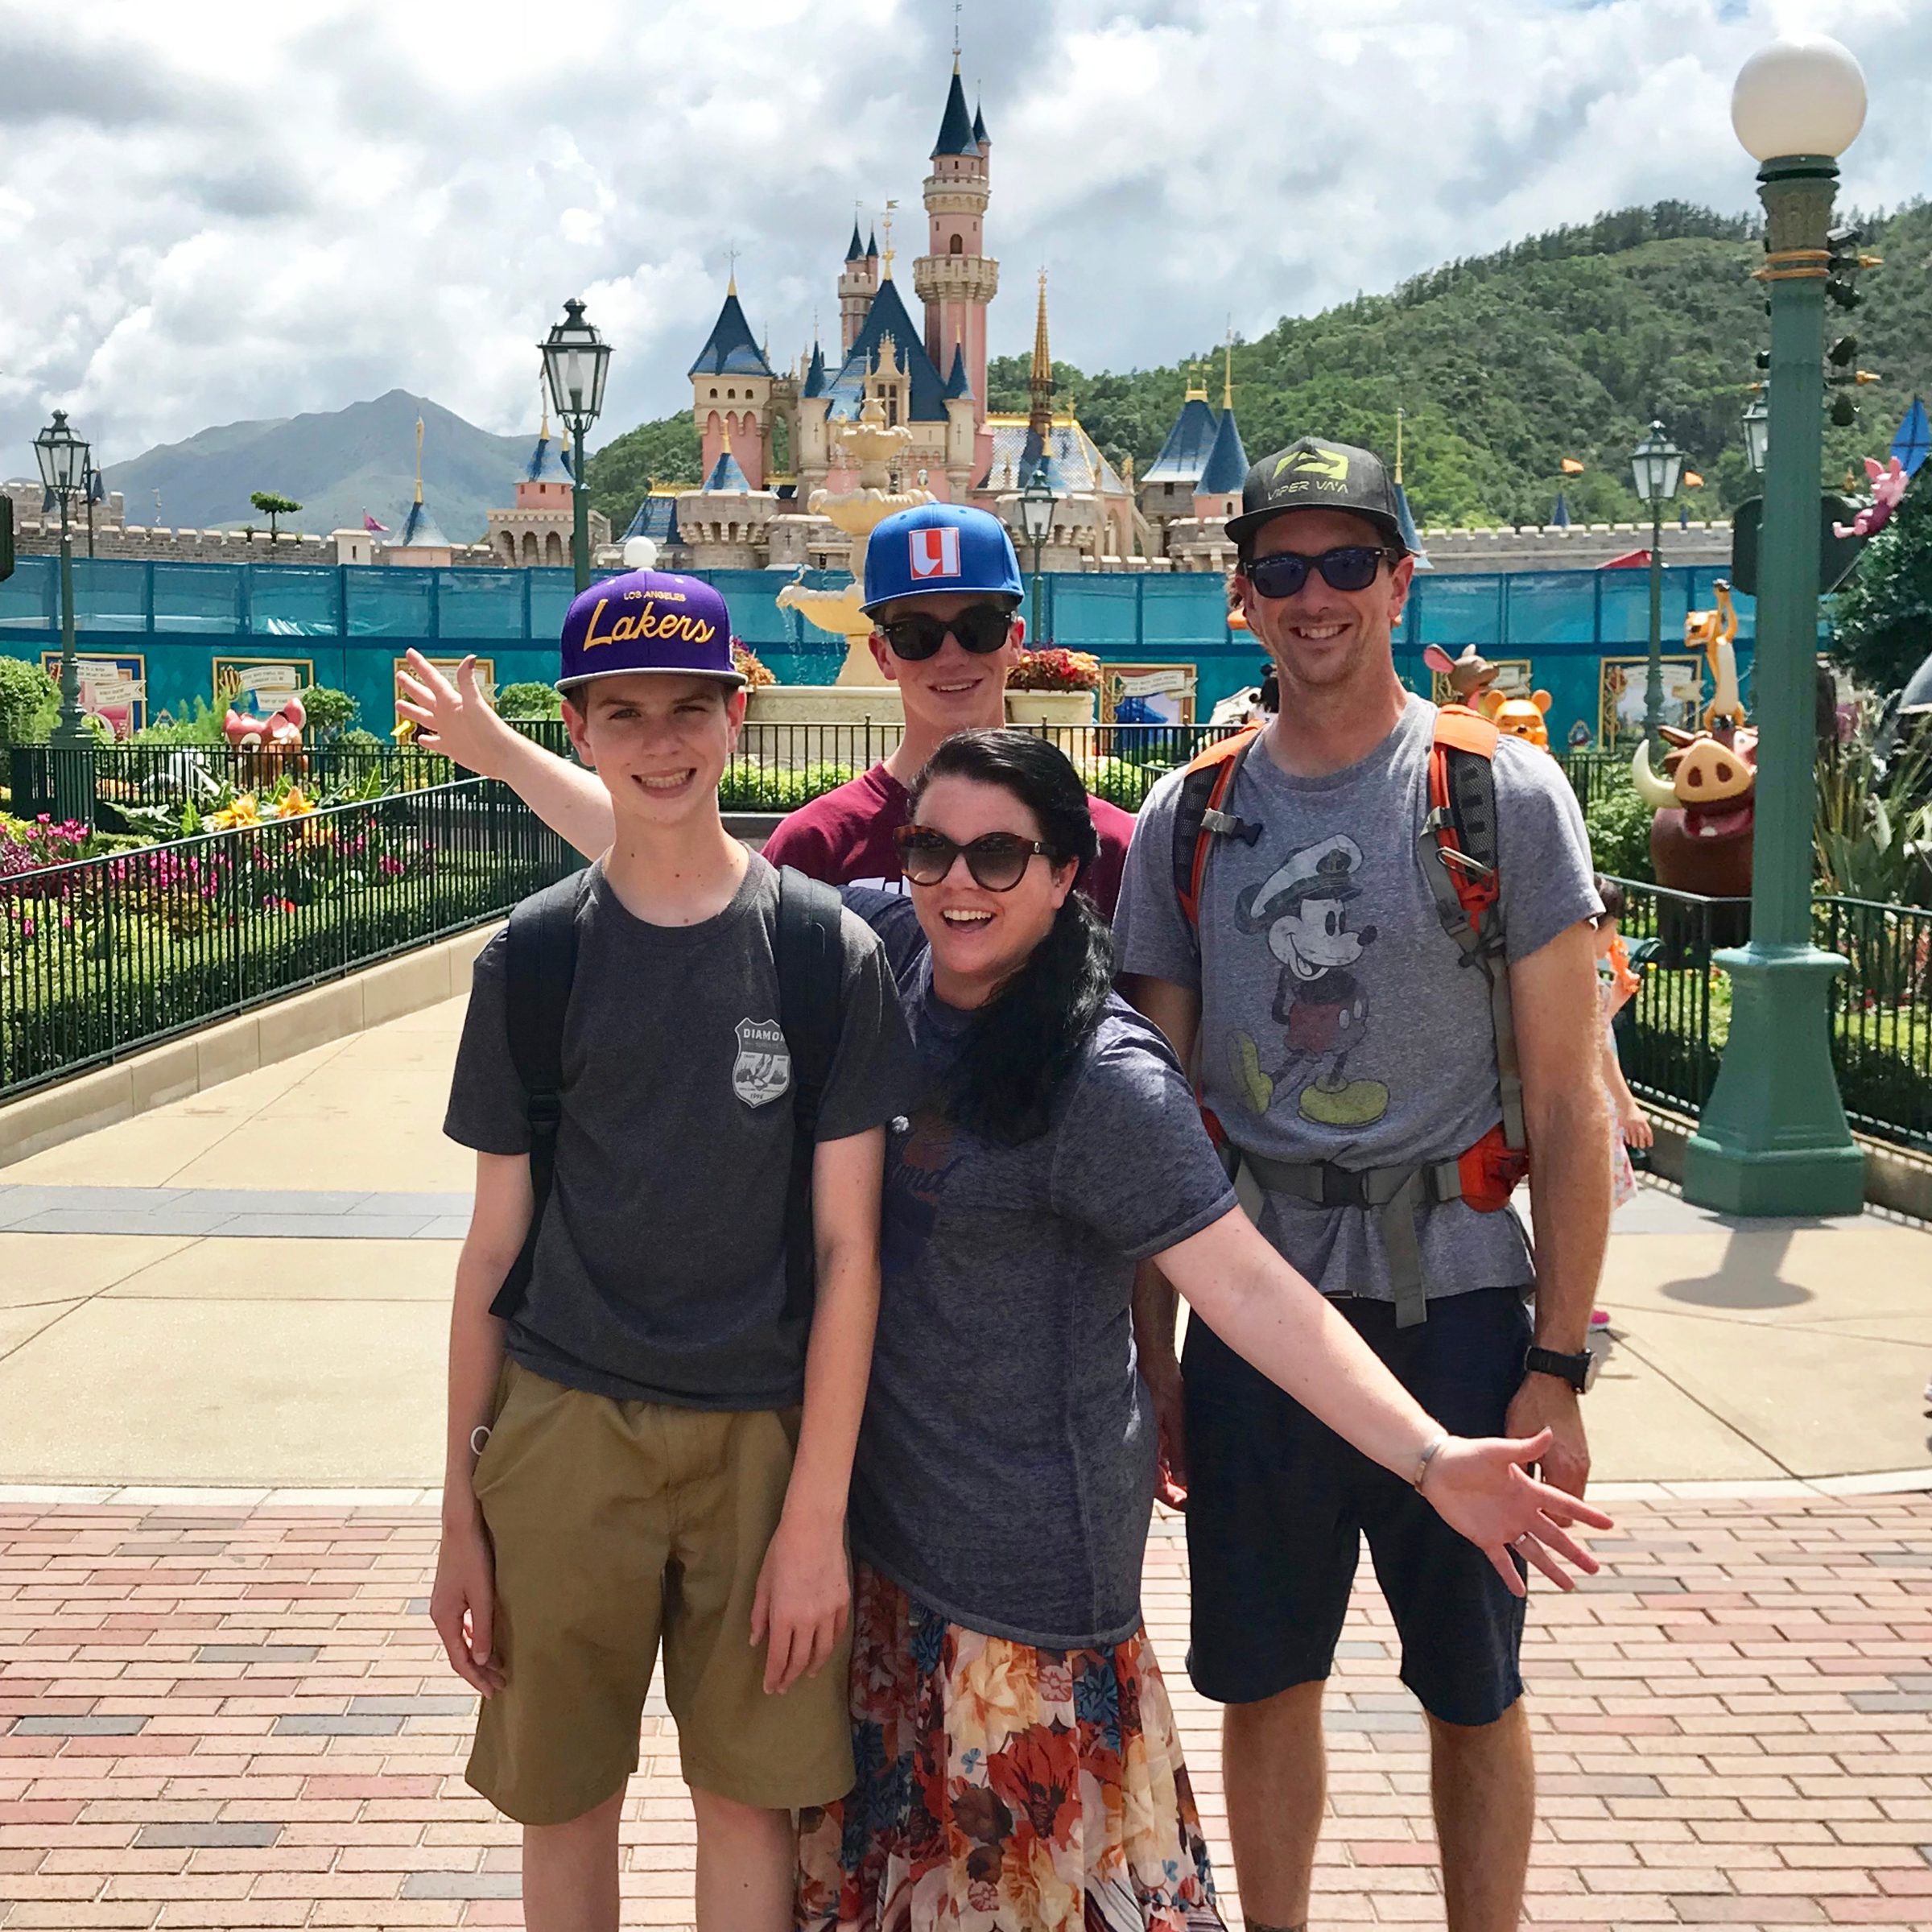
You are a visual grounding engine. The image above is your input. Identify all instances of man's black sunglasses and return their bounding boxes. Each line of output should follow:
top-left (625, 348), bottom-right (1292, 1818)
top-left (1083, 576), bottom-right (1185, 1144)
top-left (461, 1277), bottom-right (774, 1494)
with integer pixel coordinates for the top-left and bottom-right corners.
top-left (894, 824), bottom-right (1057, 891)
top-left (1243, 546), bottom-right (1399, 601)
top-left (877, 604), bottom-right (1013, 661)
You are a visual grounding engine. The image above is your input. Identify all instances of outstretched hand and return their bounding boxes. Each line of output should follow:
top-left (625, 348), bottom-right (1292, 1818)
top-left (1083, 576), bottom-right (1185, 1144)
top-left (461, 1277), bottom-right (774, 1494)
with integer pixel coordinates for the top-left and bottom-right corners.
top-left (395, 650), bottom-right (509, 777)
top-left (1422, 1429), bottom-right (1613, 1596)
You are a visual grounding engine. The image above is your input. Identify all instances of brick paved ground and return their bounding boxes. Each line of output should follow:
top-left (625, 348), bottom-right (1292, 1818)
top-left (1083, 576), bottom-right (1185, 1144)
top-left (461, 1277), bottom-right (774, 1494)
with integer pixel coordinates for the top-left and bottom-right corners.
top-left (2, 1496), bottom-right (1930, 1930)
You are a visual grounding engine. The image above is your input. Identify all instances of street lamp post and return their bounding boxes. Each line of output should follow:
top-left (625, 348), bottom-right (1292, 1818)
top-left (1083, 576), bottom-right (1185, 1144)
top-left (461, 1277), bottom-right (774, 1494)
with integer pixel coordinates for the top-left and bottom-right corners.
top-left (1630, 421), bottom-right (1684, 751)
top-left (1681, 33), bottom-right (1868, 1217)
top-left (539, 298), bottom-right (612, 593)
top-left (1016, 471), bottom-right (1058, 641)
top-left (32, 410), bottom-right (94, 827)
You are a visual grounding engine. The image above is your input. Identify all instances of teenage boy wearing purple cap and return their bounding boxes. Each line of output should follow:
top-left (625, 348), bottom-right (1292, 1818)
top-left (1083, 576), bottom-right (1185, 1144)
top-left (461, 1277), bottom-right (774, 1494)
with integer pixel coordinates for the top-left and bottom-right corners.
top-left (431, 571), bottom-right (917, 1931)
top-left (394, 504), bottom-right (1136, 915)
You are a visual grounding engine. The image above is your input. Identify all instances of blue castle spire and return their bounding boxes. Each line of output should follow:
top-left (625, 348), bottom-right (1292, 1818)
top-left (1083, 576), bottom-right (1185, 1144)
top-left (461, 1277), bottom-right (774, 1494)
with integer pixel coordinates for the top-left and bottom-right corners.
top-left (932, 68), bottom-right (978, 157)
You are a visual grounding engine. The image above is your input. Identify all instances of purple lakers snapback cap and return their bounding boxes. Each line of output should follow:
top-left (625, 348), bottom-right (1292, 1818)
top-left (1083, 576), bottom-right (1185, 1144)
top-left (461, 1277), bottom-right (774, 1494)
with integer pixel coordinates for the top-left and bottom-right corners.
top-left (555, 571), bottom-right (743, 691)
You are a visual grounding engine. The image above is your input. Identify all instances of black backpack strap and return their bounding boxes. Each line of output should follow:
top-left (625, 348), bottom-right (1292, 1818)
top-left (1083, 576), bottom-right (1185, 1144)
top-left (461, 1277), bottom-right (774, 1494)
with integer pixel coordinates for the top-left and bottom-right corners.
top-left (1170, 725), bottom-right (1264, 935)
top-left (776, 865), bottom-right (848, 1323)
top-left (489, 869), bottom-right (589, 1322)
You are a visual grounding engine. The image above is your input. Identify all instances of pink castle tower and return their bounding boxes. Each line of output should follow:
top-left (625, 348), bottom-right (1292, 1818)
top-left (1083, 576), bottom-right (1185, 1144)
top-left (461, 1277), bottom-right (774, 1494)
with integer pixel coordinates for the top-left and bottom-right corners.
top-left (914, 64), bottom-right (998, 422)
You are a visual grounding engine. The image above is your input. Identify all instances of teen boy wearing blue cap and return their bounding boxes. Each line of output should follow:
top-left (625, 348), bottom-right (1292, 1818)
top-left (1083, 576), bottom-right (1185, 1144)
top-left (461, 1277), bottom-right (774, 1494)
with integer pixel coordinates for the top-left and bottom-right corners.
top-left (432, 570), bottom-right (916, 1932)
top-left (396, 504), bottom-right (1136, 915)
top-left (761, 502), bottom-right (1136, 912)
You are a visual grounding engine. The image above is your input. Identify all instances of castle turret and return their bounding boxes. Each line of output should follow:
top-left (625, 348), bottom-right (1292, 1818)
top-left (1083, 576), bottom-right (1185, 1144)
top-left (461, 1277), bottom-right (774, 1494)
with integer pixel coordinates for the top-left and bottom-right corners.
top-left (837, 222), bottom-right (877, 355)
top-left (914, 60), bottom-right (997, 419)
top-left (1193, 347), bottom-right (1247, 521)
top-left (688, 275), bottom-right (775, 489)
top-left (676, 423), bottom-right (776, 569)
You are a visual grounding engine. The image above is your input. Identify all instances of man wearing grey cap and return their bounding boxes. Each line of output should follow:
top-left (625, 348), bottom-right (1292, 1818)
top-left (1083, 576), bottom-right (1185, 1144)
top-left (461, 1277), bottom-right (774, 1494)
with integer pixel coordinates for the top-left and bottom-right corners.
top-left (1114, 440), bottom-right (1610, 1932)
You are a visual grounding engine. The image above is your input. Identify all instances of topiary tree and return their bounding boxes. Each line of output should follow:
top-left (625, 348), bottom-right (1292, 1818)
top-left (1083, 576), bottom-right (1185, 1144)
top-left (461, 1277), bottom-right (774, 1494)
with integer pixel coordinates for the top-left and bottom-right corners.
top-left (1831, 479), bottom-right (1932, 697)
top-left (250, 492), bottom-right (303, 539)
top-left (298, 686), bottom-right (359, 742)
top-left (0, 656), bottom-right (60, 745)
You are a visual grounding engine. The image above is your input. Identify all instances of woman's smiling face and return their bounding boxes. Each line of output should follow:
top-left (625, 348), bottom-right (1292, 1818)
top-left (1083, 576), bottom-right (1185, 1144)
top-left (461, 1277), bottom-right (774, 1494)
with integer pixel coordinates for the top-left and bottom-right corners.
top-left (907, 773), bottom-right (1077, 1009)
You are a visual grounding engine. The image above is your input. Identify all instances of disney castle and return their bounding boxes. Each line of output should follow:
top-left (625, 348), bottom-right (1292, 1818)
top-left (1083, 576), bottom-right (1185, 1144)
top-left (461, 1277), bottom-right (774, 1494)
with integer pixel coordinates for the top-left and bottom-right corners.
top-left (619, 60), bottom-right (1249, 579)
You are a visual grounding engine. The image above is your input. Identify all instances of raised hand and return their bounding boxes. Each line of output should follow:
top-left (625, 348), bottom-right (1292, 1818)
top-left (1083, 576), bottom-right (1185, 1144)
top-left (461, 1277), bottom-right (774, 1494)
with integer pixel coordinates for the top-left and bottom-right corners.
top-left (395, 650), bottom-right (511, 777)
top-left (1421, 1429), bottom-right (1613, 1596)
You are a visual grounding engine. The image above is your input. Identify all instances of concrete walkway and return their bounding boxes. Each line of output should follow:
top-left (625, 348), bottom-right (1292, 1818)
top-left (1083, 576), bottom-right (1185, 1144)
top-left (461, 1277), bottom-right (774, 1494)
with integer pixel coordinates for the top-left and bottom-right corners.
top-left (2, 984), bottom-right (1932, 1930)
top-left (1, 989), bottom-right (1929, 1492)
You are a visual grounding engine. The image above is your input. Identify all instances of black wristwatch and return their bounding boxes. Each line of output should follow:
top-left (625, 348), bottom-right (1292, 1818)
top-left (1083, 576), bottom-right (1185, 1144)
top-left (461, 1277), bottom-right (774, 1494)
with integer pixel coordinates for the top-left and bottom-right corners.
top-left (1525, 1344), bottom-right (1600, 1393)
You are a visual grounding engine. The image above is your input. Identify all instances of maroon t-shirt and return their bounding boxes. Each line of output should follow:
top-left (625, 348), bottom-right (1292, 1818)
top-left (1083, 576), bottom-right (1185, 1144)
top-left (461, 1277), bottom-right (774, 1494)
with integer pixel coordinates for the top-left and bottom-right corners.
top-left (760, 762), bottom-right (1134, 920)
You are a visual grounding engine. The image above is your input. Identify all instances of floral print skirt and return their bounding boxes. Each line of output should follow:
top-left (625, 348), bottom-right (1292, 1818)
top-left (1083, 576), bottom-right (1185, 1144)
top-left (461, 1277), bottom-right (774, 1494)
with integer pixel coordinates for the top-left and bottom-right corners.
top-left (796, 1563), bottom-right (1224, 1932)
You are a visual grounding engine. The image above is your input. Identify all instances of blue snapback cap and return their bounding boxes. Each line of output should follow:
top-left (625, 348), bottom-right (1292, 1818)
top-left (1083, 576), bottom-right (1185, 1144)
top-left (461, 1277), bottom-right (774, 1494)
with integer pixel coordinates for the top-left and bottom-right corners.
top-left (861, 502), bottom-right (1024, 616)
top-left (555, 571), bottom-right (743, 691)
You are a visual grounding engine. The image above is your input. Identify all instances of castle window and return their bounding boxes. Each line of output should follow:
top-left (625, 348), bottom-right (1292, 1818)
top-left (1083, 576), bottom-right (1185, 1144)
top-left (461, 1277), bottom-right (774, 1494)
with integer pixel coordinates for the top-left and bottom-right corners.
top-left (709, 388), bottom-right (717, 398)
top-left (949, 234), bottom-right (963, 256)
top-left (727, 388), bottom-right (736, 401)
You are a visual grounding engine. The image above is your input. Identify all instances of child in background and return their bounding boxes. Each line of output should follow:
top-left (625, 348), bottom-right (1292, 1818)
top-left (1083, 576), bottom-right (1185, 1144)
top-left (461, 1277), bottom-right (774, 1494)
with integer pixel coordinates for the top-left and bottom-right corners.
top-left (1591, 877), bottom-right (1653, 1328)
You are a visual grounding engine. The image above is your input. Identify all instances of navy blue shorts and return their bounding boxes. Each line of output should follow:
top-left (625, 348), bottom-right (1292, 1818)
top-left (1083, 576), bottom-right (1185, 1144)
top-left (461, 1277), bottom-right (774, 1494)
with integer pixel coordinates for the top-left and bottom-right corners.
top-left (1183, 1285), bottom-right (1532, 1728)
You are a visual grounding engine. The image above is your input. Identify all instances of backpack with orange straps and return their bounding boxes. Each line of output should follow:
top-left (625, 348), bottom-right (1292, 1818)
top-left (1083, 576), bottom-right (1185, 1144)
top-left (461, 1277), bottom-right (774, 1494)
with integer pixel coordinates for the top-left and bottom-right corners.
top-left (1170, 706), bottom-right (1529, 1327)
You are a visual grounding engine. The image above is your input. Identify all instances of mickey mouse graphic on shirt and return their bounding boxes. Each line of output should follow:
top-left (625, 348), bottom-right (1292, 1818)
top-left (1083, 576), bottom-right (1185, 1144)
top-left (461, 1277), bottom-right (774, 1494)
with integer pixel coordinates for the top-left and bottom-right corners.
top-left (1228, 833), bottom-right (1390, 1129)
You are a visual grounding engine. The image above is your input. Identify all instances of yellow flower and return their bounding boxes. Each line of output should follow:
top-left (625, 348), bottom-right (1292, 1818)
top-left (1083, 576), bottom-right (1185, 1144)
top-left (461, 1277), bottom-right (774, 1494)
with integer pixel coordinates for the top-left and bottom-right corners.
top-left (209, 794), bottom-right (261, 831)
top-left (273, 786), bottom-right (316, 819)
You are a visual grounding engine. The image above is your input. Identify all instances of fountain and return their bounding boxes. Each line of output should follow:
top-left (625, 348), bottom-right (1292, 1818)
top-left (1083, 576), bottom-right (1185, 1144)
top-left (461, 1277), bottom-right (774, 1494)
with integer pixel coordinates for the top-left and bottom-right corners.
top-left (774, 373), bottom-right (931, 687)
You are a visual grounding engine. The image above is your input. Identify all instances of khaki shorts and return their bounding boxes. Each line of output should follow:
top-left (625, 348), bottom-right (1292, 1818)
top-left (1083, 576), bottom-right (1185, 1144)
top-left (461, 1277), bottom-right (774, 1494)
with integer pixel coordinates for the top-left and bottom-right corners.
top-left (466, 1359), bottom-right (854, 1826)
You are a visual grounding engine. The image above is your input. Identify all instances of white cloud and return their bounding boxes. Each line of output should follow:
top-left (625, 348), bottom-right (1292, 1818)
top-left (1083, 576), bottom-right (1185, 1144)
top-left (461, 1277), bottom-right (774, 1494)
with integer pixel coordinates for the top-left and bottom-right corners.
top-left (0, 0), bottom-right (1926, 468)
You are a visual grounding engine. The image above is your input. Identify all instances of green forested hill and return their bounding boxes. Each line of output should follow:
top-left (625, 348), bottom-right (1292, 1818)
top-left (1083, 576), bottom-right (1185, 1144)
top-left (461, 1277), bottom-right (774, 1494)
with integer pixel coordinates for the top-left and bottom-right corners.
top-left (587, 200), bottom-right (1932, 533)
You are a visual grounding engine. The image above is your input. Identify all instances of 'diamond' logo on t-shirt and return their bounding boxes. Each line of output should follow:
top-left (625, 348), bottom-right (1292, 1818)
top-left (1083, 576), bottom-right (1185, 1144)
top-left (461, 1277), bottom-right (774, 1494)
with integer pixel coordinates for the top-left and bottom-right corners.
top-left (732, 1018), bottom-right (792, 1108)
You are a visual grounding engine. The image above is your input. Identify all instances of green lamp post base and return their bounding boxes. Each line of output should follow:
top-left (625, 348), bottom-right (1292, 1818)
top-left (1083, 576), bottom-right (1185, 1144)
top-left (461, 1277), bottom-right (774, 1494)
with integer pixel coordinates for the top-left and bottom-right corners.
top-left (1681, 942), bottom-right (1865, 1216)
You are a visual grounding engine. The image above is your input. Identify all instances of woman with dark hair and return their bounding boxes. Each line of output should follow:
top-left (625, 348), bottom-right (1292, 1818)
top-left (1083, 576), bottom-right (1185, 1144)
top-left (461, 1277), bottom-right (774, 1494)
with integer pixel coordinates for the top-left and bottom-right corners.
top-left (800, 728), bottom-right (1608, 1932)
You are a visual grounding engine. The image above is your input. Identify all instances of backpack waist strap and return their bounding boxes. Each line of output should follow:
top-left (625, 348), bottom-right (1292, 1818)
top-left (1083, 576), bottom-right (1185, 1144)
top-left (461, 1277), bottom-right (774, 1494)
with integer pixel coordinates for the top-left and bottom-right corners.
top-left (1225, 1123), bottom-right (1526, 1331)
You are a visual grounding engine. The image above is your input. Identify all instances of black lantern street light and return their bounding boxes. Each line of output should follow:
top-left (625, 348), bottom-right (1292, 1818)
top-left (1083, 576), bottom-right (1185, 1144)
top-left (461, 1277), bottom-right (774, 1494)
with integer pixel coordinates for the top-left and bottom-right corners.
top-left (1629, 419), bottom-right (1685, 751)
top-left (539, 298), bottom-right (613, 593)
top-left (32, 410), bottom-right (96, 824)
top-left (1015, 470), bottom-right (1059, 640)
top-left (1742, 394), bottom-right (1771, 474)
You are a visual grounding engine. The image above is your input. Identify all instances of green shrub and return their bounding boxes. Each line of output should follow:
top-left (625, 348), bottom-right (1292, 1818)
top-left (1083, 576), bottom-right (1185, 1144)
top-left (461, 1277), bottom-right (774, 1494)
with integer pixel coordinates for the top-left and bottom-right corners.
top-left (299, 686), bottom-right (361, 742)
top-left (0, 658), bottom-right (60, 745)
top-left (717, 762), bottom-right (856, 811)
top-left (496, 682), bottom-right (563, 720)
top-left (1583, 767), bottom-right (1655, 883)
top-left (133, 698), bottom-right (227, 746)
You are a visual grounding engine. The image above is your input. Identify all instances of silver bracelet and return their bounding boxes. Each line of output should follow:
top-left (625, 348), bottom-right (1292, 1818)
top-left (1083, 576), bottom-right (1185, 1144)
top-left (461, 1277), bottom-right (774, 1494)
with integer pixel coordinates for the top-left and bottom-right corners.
top-left (1412, 1431), bottom-right (1449, 1491)
top-left (469, 1424), bottom-right (492, 1457)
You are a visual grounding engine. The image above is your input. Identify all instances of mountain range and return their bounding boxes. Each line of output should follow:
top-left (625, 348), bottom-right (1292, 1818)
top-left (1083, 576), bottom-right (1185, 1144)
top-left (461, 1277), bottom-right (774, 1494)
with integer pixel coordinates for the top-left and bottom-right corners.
top-left (100, 390), bottom-right (532, 542)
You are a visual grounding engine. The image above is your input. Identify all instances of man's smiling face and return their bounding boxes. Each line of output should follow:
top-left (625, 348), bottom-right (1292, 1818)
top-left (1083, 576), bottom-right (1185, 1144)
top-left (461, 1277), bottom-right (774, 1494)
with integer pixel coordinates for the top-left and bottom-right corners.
top-left (1236, 508), bottom-right (1414, 696)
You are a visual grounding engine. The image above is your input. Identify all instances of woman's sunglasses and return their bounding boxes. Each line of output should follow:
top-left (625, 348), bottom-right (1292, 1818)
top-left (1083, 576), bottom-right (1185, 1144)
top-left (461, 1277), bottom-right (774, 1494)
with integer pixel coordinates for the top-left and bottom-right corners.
top-left (894, 824), bottom-right (1058, 892)
top-left (1243, 546), bottom-right (1398, 601)
top-left (877, 604), bottom-right (1013, 661)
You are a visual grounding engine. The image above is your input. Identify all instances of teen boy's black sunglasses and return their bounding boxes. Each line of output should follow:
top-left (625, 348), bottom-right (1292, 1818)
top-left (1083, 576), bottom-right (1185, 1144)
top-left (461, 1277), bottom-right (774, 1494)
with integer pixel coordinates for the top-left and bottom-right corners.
top-left (894, 824), bottom-right (1058, 891)
top-left (1243, 546), bottom-right (1399, 601)
top-left (877, 604), bottom-right (1013, 661)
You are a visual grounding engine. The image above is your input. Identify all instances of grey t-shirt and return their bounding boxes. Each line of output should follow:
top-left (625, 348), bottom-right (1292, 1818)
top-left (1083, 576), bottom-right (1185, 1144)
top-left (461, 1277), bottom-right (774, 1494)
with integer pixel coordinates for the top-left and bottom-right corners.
top-left (845, 891), bottom-right (1237, 1649)
top-left (1115, 694), bottom-right (1600, 1307)
top-left (444, 855), bottom-right (918, 1410)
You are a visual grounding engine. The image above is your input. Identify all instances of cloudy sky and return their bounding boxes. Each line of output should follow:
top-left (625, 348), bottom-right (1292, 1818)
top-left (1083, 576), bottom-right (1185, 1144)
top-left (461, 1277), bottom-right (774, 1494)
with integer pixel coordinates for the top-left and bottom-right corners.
top-left (3, 0), bottom-right (1929, 470)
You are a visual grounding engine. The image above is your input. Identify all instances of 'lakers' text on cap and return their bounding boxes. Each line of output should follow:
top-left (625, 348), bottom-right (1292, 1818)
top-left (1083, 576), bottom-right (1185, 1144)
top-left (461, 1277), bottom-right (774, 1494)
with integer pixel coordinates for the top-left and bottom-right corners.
top-left (555, 570), bottom-right (744, 692)
top-left (861, 502), bottom-right (1025, 616)
top-left (1226, 438), bottom-right (1410, 555)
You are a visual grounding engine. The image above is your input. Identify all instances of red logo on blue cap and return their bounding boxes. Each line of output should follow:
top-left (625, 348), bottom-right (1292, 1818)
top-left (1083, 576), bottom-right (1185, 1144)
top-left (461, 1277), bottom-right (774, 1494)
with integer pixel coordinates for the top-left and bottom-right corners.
top-left (909, 526), bottom-right (961, 579)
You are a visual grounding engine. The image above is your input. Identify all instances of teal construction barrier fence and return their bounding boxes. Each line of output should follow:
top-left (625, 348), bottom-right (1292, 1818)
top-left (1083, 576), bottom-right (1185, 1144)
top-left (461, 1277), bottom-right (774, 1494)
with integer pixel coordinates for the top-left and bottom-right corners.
top-left (0, 554), bottom-right (1770, 750)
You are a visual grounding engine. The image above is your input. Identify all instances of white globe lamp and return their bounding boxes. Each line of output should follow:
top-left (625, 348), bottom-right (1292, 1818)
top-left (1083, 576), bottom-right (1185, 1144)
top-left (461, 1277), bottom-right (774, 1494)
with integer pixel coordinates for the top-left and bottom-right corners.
top-left (622, 535), bottom-right (659, 571)
top-left (1731, 35), bottom-right (1867, 162)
